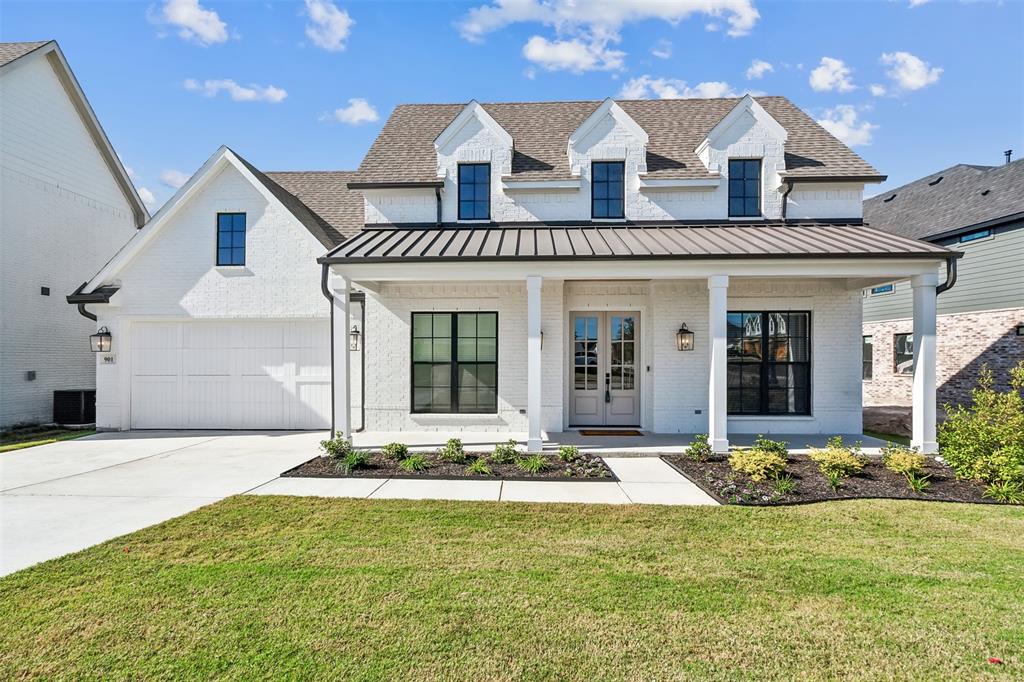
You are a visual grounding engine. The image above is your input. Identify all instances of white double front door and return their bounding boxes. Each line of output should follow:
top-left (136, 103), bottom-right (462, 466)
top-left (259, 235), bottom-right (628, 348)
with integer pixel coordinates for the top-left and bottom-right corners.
top-left (569, 311), bottom-right (640, 427)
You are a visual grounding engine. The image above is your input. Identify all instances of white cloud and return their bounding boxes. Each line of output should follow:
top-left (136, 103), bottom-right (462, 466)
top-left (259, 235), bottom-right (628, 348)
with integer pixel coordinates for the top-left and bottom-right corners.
top-left (138, 187), bottom-right (158, 209)
top-left (522, 35), bottom-right (624, 73)
top-left (869, 83), bottom-right (887, 97)
top-left (159, 169), bottom-right (189, 189)
top-left (304, 0), bottom-right (354, 52)
top-left (809, 56), bottom-right (855, 92)
top-left (880, 51), bottom-right (942, 91)
top-left (619, 75), bottom-right (740, 100)
top-left (457, 1), bottom-right (758, 73)
top-left (183, 78), bottom-right (287, 103)
top-left (151, 0), bottom-right (228, 46)
top-left (745, 59), bottom-right (773, 80)
top-left (817, 105), bottom-right (877, 147)
top-left (908, 0), bottom-right (931, 7)
top-left (324, 98), bottom-right (379, 125)
top-left (650, 39), bottom-right (672, 59)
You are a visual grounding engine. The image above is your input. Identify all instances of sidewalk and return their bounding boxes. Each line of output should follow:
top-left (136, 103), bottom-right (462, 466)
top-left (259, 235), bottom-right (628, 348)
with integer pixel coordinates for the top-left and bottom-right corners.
top-left (247, 456), bottom-right (719, 506)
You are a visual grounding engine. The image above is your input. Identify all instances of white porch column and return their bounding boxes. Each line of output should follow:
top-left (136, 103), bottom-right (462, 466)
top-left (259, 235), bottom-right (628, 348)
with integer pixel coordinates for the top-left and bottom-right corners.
top-left (708, 275), bottom-right (730, 453)
top-left (911, 273), bottom-right (939, 454)
top-left (331, 274), bottom-right (352, 440)
top-left (526, 275), bottom-right (543, 452)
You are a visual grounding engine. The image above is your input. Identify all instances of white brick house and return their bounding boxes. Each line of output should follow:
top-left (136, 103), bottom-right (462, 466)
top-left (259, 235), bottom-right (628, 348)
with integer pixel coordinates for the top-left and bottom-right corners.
top-left (1, 41), bottom-right (147, 428)
top-left (71, 95), bottom-right (957, 453)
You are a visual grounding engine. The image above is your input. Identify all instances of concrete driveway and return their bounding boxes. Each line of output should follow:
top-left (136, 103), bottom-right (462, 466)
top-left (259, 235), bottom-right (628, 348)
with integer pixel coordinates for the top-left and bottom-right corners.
top-left (0, 431), bottom-right (322, 576)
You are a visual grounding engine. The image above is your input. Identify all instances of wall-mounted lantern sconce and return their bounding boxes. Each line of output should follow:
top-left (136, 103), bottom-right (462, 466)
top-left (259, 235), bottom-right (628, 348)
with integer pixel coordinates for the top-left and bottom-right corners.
top-left (1016, 323), bottom-right (1024, 337)
top-left (90, 327), bottom-right (112, 353)
top-left (349, 324), bottom-right (361, 351)
top-left (676, 323), bottom-right (694, 351)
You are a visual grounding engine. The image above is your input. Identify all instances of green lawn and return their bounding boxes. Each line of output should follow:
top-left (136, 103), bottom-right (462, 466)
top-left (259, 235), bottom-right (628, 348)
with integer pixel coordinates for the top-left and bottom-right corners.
top-left (0, 428), bottom-right (95, 453)
top-left (2, 497), bottom-right (1021, 680)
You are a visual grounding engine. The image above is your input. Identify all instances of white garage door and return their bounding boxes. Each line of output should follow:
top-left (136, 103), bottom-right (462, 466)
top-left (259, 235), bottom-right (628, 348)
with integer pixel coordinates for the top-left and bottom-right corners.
top-left (129, 320), bottom-right (331, 430)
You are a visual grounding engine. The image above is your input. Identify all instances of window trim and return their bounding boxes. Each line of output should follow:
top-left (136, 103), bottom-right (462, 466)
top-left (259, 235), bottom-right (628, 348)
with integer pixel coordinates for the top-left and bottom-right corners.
top-left (726, 310), bottom-right (812, 416)
top-left (727, 158), bottom-right (763, 218)
top-left (591, 160), bottom-right (626, 220)
top-left (410, 311), bottom-right (499, 414)
top-left (893, 332), bottom-right (914, 376)
top-left (457, 163), bottom-right (491, 222)
top-left (862, 335), bottom-right (873, 381)
top-left (215, 212), bottom-right (246, 267)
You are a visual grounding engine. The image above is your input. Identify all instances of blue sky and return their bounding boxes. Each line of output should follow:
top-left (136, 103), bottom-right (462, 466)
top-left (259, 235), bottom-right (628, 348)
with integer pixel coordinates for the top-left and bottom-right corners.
top-left (3, 0), bottom-right (1022, 210)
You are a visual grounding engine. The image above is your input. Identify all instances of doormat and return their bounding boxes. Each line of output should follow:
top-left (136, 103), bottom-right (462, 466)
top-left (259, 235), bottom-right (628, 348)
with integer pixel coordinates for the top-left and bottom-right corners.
top-left (578, 429), bottom-right (644, 437)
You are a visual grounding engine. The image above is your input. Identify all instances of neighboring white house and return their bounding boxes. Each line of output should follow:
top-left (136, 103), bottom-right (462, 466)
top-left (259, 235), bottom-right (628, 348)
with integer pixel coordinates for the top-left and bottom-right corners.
top-left (71, 95), bottom-right (957, 453)
top-left (1, 41), bottom-right (147, 428)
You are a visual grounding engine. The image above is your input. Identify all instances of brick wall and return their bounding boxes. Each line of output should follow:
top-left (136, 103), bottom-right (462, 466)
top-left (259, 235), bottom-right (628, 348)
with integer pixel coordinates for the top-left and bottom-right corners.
top-left (863, 307), bottom-right (1024, 408)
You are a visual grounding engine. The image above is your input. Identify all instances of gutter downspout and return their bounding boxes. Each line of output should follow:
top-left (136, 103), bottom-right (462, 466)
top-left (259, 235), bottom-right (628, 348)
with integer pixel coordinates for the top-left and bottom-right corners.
top-left (936, 255), bottom-right (958, 295)
top-left (781, 180), bottom-right (795, 221)
top-left (320, 263), bottom-right (366, 436)
top-left (71, 282), bottom-right (98, 321)
top-left (435, 187), bottom-right (442, 226)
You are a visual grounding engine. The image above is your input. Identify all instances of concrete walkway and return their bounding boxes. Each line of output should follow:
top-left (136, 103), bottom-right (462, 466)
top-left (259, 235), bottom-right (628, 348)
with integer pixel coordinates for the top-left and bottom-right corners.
top-left (249, 456), bottom-right (718, 506)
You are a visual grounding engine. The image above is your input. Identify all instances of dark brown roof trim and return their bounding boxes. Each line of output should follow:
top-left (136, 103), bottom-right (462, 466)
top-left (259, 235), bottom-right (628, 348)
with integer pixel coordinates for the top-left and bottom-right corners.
top-left (320, 251), bottom-right (961, 265)
top-left (784, 175), bottom-right (887, 183)
top-left (347, 181), bottom-right (445, 189)
top-left (927, 210), bottom-right (1024, 244)
top-left (66, 282), bottom-right (119, 304)
top-left (353, 218), bottom-right (866, 230)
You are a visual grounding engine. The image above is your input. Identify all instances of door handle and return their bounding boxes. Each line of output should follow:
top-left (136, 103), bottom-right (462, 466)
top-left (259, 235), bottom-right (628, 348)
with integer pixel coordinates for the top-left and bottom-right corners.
top-left (605, 373), bottom-right (611, 403)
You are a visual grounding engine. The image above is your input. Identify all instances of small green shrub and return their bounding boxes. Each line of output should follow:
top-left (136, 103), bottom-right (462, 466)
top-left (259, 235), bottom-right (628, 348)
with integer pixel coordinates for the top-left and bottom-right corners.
top-left (398, 454), bottom-right (428, 472)
top-left (809, 439), bottom-right (866, 481)
top-left (939, 362), bottom-right (1024, 486)
top-left (438, 438), bottom-right (467, 464)
top-left (883, 444), bottom-right (926, 477)
top-left (729, 447), bottom-right (786, 482)
top-left (516, 454), bottom-right (549, 474)
top-left (319, 436), bottom-right (352, 459)
top-left (337, 449), bottom-right (369, 474)
top-left (752, 435), bottom-right (789, 458)
top-left (492, 439), bottom-right (519, 464)
top-left (905, 471), bottom-right (932, 494)
top-left (772, 473), bottom-right (797, 495)
top-left (558, 445), bottom-right (581, 463)
top-left (823, 469), bottom-right (844, 491)
top-left (382, 442), bottom-right (409, 460)
top-left (686, 434), bottom-right (713, 462)
top-left (983, 480), bottom-right (1024, 505)
top-left (466, 457), bottom-right (493, 476)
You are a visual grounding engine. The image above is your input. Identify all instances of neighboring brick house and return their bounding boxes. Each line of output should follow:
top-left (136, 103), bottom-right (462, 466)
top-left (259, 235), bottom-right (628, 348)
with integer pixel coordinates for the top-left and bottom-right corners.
top-left (71, 95), bottom-right (957, 453)
top-left (862, 159), bottom-right (1024, 435)
top-left (0, 41), bottom-right (147, 428)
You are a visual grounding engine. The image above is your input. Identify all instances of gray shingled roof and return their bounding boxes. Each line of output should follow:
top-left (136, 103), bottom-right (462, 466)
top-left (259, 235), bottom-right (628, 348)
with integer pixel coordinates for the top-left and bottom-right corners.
top-left (356, 97), bottom-right (882, 184)
top-left (864, 160), bottom-right (1024, 241)
top-left (266, 171), bottom-right (363, 244)
top-left (0, 41), bottom-right (49, 67)
top-left (321, 222), bottom-right (952, 264)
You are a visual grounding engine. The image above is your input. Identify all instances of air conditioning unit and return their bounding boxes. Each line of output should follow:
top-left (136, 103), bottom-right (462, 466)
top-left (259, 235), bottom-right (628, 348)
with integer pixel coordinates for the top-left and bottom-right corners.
top-left (53, 390), bottom-right (96, 425)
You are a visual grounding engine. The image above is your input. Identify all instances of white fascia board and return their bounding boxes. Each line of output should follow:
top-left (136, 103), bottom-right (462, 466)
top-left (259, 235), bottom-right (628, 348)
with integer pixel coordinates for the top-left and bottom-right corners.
top-left (502, 178), bottom-right (581, 191)
top-left (329, 258), bottom-right (948, 283)
top-left (695, 94), bottom-right (788, 161)
top-left (638, 177), bottom-right (721, 190)
top-left (568, 98), bottom-right (649, 154)
top-left (433, 100), bottom-right (513, 152)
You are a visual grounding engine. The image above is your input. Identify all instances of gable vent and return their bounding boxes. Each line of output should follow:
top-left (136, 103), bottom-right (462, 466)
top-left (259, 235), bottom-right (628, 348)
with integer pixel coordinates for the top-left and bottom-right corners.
top-left (927, 176), bottom-right (944, 186)
top-left (883, 194), bottom-right (897, 202)
top-left (981, 189), bottom-right (991, 196)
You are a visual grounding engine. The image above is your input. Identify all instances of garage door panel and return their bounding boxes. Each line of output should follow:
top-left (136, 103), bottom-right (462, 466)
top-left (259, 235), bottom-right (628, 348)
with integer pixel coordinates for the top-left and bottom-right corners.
top-left (131, 377), bottom-right (182, 428)
top-left (286, 321), bottom-right (328, 348)
top-left (293, 380), bottom-right (331, 430)
top-left (184, 377), bottom-right (232, 428)
top-left (237, 348), bottom-right (287, 377)
top-left (132, 323), bottom-right (179, 349)
top-left (132, 349), bottom-right (179, 376)
top-left (294, 347), bottom-right (330, 376)
top-left (235, 324), bottom-right (285, 349)
top-left (182, 348), bottom-right (232, 376)
top-left (240, 376), bottom-right (289, 429)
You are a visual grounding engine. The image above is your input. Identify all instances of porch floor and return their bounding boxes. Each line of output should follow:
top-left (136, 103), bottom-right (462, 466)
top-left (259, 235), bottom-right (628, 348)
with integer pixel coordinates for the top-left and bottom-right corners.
top-left (350, 431), bottom-right (891, 455)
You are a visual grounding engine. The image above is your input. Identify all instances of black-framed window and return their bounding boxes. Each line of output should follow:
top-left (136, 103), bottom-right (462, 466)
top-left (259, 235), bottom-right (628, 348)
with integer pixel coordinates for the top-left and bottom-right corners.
top-left (727, 311), bottom-right (810, 415)
top-left (458, 163), bottom-right (490, 220)
top-left (216, 213), bottom-right (246, 266)
top-left (591, 161), bottom-right (624, 219)
top-left (862, 335), bottom-right (873, 380)
top-left (728, 159), bottom-right (761, 217)
top-left (959, 228), bottom-right (992, 243)
top-left (412, 312), bottom-right (497, 413)
top-left (894, 333), bottom-right (913, 375)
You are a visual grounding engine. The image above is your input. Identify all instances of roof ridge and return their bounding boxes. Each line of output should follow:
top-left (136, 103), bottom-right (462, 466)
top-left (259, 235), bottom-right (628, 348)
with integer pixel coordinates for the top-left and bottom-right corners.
top-left (391, 95), bottom-right (788, 108)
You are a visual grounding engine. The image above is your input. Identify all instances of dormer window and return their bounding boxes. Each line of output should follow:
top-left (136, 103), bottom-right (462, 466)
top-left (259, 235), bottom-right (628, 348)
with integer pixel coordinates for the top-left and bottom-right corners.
top-left (728, 159), bottom-right (762, 218)
top-left (592, 161), bottom-right (625, 219)
top-left (216, 212), bottom-right (246, 266)
top-left (458, 163), bottom-right (490, 221)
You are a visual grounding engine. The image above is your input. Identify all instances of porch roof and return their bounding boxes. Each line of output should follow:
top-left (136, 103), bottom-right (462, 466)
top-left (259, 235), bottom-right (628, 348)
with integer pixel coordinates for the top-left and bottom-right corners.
top-left (319, 221), bottom-right (957, 264)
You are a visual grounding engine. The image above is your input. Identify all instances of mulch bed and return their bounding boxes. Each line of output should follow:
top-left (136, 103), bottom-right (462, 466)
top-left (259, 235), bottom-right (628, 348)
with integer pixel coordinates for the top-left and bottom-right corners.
top-left (662, 454), bottom-right (998, 506)
top-left (283, 452), bottom-right (618, 482)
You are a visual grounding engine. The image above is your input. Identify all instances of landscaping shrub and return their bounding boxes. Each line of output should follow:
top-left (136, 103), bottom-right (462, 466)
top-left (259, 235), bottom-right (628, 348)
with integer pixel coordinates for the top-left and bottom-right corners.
top-left (752, 435), bottom-right (789, 458)
top-left (466, 457), bottom-right (493, 476)
top-left (558, 445), bottom-right (581, 463)
top-left (983, 480), bottom-right (1024, 505)
top-left (398, 454), bottom-right (428, 472)
top-left (516, 454), bottom-right (549, 474)
top-left (319, 436), bottom-right (352, 459)
top-left (808, 437), bottom-right (866, 490)
top-left (882, 445), bottom-right (926, 477)
top-left (492, 439), bottom-right (519, 464)
top-left (729, 446), bottom-right (786, 482)
top-left (939, 362), bottom-right (1024, 486)
top-left (438, 438), bottom-right (467, 464)
top-left (337, 449), bottom-right (369, 474)
top-left (686, 434), bottom-right (713, 462)
top-left (382, 442), bottom-right (409, 461)
top-left (772, 473), bottom-right (797, 495)
top-left (905, 471), bottom-right (932, 494)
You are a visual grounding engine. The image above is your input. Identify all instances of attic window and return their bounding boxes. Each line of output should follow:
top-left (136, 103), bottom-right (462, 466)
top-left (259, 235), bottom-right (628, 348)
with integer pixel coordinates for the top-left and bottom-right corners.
top-left (959, 229), bottom-right (992, 243)
top-left (883, 194), bottom-right (897, 203)
top-left (927, 176), bottom-right (944, 186)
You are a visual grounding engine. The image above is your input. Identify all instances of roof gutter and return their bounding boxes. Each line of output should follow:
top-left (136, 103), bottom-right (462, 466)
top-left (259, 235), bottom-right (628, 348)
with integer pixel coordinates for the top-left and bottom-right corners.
top-left (67, 281), bottom-right (120, 322)
top-left (435, 187), bottom-right (442, 226)
top-left (936, 255), bottom-right (958, 295)
top-left (781, 180), bottom-right (794, 221)
top-left (320, 263), bottom-right (366, 436)
top-left (347, 181), bottom-right (444, 190)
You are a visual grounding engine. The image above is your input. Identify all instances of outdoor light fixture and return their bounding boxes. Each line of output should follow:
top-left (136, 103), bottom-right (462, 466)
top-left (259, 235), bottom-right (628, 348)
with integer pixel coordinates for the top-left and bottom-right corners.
top-left (349, 324), bottom-right (361, 351)
top-left (90, 327), bottom-right (112, 353)
top-left (676, 323), bottom-right (695, 351)
top-left (1017, 323), bottom-right (1024, 337)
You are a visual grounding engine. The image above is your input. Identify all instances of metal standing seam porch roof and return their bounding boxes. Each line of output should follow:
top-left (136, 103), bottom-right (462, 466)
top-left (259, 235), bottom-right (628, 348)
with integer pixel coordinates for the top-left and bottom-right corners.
top-left (319, 222), bottom-right (958, 264)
